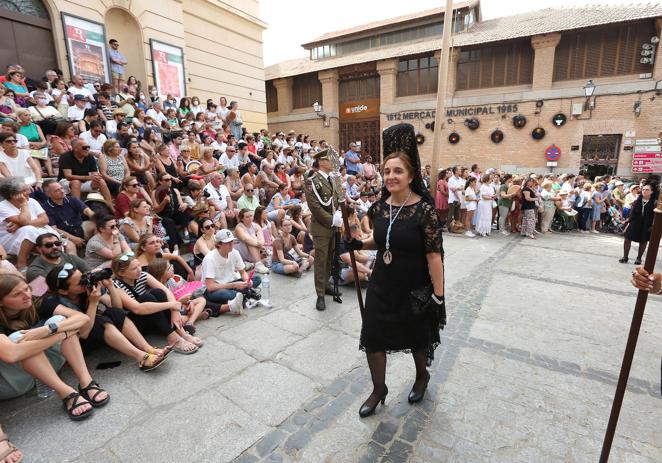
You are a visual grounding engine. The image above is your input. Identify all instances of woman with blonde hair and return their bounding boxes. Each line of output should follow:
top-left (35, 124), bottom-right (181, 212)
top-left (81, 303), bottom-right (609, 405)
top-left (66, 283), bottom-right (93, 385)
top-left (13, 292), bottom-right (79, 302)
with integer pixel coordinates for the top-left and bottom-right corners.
top-left (98, 139), bottom-right (129, 197)
top-left (0, 274), bottom-right (108, 420)
top-left (199, 147), bottom-right (220, 175)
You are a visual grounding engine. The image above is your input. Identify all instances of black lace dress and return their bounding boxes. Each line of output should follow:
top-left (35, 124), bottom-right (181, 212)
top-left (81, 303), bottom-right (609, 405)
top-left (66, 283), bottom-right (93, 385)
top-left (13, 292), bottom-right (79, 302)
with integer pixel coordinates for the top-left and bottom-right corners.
top-left (360, 198), bottom-right (445, 363)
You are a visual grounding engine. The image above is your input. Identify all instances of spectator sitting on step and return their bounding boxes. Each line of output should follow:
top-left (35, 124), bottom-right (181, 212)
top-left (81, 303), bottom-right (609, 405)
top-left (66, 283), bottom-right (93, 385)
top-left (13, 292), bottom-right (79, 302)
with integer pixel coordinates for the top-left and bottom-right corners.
top-left (204, 171), bottom-right (236, 229)
top-left (26, 232), bottom-right (90, 283)
top-left (0, 177), bottom-right (63, 272)
top-left (234, 208), bottom-right (269, 274)
top-left (58, 138), bottom-right (113, 207)
top-left (41, 180), bottom-right (95, 249)
top-left (85, 215), bottom-right (131, 269)
top-left (0, 273), bottom-right (110, 420)
top-left (79, 120), bottom-right (107, 157)
top-left (0, 132), bottom-right (42, 189)
top-left (271, 218), bottom-right (313, 277)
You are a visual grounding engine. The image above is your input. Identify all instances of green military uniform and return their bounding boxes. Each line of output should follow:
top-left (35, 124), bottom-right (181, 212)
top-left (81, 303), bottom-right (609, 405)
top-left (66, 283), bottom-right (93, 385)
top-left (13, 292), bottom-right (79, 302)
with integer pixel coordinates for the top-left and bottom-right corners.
top-left (306, 150), bottom-right (341, 303)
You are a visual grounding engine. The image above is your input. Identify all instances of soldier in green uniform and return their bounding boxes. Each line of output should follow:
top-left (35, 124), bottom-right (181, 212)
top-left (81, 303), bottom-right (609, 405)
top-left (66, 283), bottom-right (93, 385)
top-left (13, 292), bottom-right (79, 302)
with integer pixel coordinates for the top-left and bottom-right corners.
top-left (306, 149), bottom-right (343, 311)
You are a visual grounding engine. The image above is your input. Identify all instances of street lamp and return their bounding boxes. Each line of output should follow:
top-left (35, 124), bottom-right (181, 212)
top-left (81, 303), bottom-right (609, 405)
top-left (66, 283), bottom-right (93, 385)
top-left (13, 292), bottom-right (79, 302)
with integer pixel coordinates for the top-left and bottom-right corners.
top-left (583, 79), bottom-right (596, 111)
top-left (312, 101), bottom-right (328, 126)
top-left (583, 79), bottom-right (596, 97)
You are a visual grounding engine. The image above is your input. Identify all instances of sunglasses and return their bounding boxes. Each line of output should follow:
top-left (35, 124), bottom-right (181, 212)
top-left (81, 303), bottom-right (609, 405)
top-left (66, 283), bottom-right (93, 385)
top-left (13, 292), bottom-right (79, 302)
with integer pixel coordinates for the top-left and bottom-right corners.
top-left (42, 240), bottom-right (63, 249)
top-left (245, 189), bottom-right (254, 192)
top-left (3, 139), bottom-right (16, 144)
top-left (203, 224), bottom-right (215, 230)
top-left (128, 183), bottom-right (139, 187)
top-left (163, 178), bottom-right (172, 182)
top-left (57, 263), bottom-right (74, 279)
top-left (81, 146), bottom-right (91, 151)
top-left (107, 224), bottom-right (118, 229)
top-left (118, 251), bottom-right (135, 262)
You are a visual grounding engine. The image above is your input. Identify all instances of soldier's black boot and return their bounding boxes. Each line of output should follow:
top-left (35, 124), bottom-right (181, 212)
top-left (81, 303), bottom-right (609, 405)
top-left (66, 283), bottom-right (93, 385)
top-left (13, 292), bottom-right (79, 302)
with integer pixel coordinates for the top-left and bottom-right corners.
top-left (316, 296), bottom-right (326, 311)
top-left (325, 287), bottom-right (342, 297)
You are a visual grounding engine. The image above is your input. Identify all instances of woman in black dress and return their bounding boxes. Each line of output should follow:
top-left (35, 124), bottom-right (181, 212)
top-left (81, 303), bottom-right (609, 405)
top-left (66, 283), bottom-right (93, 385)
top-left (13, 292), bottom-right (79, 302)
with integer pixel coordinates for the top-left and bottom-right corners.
top-left (620, 183), bottom-right (656, 265)
top-left (348, 124), bottom-right (445, 418)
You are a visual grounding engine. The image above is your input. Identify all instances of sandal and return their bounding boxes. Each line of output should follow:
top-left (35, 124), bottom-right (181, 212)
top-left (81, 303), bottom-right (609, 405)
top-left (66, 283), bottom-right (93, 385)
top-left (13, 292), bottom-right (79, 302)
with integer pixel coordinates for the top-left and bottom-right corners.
top-left (148, 345), bottom-right (172, 359)
top-left (78, 380), bottom-right (110, 408)
top-left (62, 391), bottom-right (94, 421)
top-left (139, 353), bottom-right (168, 372)
top-left (0, 432), bottom-right (22, 463)
top-left (634, 258), bottom-right (642, 265)
top-left (172, 338), bottom-right (199, 355)
top-left (181, 332), bottom-right (203, 347)
top-left (618, 257), bottom-right (628, 264)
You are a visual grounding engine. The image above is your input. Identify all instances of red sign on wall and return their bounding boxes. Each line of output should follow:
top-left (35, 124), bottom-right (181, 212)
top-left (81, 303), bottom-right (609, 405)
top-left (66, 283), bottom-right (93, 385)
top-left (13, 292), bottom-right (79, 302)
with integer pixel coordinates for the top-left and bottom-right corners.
top-left (545, 145), bottom-right (561, 161)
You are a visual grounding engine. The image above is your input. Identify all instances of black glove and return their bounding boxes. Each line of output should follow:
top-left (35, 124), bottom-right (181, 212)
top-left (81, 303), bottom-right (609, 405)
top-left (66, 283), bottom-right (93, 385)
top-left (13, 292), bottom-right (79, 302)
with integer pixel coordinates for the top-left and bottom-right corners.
top-left (345, 238), bottom-right (363, 251)
top-left (422, 294), bottom-right (446, 325)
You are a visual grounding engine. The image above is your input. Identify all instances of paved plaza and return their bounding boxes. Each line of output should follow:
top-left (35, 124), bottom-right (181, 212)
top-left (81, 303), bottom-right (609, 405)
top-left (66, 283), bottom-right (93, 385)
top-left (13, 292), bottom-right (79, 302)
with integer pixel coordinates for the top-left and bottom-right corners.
top-left (2, 231), bottom-right (661, 462)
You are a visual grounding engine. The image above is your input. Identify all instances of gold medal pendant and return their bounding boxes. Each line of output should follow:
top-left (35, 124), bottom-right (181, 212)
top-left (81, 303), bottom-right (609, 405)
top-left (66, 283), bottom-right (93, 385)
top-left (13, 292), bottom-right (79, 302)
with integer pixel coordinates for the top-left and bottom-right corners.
top-left (383, 249), bottom-right (392, 265)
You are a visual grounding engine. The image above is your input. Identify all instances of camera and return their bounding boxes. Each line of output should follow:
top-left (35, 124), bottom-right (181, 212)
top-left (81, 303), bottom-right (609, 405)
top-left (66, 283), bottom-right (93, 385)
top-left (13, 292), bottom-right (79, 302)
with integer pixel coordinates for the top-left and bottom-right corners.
top-left (203, 190), bottom-right (211, 198)
top-left (80, 268), bottom-right (113, 288)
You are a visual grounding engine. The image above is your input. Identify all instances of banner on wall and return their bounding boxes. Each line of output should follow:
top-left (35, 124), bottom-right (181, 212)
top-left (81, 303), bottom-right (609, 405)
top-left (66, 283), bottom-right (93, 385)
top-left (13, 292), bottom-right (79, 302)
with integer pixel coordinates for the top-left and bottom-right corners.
top-left (150, 40), bottom-right (186, 98)
top-left (61, 14), bottom-right (110, 83)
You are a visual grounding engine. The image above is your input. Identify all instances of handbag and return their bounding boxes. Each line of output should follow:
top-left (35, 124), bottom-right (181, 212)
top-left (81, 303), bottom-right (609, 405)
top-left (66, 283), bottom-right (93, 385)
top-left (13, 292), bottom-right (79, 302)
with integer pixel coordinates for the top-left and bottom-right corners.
top-left (409, 285), bottom-right (433, 316)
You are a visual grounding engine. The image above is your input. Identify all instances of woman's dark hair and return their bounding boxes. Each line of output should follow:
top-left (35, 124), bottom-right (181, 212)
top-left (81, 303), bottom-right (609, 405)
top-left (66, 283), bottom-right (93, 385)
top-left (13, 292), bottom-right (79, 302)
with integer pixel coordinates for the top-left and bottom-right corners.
top-left (95, 215), bottom-right (116, 231)
top-left (471, 164), bottom-right (479, 172)
top-left (179, 97), bottom-right (191, 109)
top-left (46, 264), bottom-right (75, 292)
top-left (465, 177), bottom-right (477, 188)
top-left (237, 208), bottom-right (252, 222)
top-left (254, 205), bottom-right (266, 225)
top-left (54, 121), bottom-right (73, 138)
top-left (197, 218), bottom-right (213, 238)
top-left (290, 205), bottom-right (302, 221)
top-left (143, 127), bottom-right (156, 143)
top-left (84, 108), bottom-right (99, 119)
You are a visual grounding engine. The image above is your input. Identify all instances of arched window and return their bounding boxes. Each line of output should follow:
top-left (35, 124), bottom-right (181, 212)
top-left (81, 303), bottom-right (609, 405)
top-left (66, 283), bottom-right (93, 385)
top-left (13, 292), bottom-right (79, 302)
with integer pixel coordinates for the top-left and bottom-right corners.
top-left (0, 0), bottom-right (49, 18)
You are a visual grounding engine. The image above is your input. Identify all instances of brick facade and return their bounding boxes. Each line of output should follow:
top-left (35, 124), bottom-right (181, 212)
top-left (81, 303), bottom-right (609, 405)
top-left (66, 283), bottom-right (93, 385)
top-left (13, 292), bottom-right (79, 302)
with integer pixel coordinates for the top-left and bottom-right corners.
top-left (267, 22), bottom-right (662, 177)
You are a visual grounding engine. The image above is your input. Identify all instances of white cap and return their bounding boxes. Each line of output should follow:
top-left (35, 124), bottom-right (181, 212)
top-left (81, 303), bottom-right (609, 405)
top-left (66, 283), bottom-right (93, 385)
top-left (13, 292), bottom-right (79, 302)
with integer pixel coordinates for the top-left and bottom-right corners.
top-left (214, 229), bottom-right (235, 243)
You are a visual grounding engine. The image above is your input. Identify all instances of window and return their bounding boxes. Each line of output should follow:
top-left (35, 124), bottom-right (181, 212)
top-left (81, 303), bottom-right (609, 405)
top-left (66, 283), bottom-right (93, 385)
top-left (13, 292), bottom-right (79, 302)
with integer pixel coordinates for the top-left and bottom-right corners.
top-left (456, 40), bottom-right (534, 90)
top-left (339, 76), bottom-right (380, 103)
top-left (397, 54), bottom-right (438, 97)
top-left (0, 0), bottom-right (49, 18)
top-left (553, 21), bottom-right (657, 81)
top-left (266, 81), bottom-right (278, 113)
top-left (292, 73), bottom-right (322, 109)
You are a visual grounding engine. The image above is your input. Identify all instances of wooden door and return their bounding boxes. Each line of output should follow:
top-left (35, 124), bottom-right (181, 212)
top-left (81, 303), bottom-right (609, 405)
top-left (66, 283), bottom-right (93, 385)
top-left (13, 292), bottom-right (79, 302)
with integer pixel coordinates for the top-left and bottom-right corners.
top-left (340, 119), bottom-right (381, 162)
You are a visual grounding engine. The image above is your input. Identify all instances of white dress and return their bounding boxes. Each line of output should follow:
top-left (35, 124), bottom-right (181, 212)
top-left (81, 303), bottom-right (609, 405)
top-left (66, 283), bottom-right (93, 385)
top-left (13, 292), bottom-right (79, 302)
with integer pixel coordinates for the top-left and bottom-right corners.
top-left (475, 184), bottom-right (494, 235)
top-left (0, 198), bottom-right (58, 254)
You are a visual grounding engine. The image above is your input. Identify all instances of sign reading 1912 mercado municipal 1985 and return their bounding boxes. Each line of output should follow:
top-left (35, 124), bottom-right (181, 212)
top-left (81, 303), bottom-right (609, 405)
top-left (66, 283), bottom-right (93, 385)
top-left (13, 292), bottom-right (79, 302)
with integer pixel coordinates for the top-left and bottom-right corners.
top-left (386, 104), bottom-right (519, 121)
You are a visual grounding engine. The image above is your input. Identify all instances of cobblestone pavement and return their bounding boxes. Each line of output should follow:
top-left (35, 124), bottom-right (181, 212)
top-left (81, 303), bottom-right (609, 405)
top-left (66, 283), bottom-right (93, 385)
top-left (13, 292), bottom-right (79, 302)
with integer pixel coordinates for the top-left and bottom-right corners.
top-left (2, 231), bottom-right (661, 462)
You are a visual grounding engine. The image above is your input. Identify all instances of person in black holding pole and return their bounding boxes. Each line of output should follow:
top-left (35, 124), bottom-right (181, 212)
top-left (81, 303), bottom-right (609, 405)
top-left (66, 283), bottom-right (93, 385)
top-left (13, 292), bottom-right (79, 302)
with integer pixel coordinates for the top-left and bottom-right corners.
top-left (346, 123), bottom-right (446, 418)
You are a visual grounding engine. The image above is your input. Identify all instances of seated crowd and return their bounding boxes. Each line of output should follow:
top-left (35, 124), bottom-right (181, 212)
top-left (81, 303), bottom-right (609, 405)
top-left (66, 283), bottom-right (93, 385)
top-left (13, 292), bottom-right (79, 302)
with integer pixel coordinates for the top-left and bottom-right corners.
top-left (0, 65), bottom-right (382, 428)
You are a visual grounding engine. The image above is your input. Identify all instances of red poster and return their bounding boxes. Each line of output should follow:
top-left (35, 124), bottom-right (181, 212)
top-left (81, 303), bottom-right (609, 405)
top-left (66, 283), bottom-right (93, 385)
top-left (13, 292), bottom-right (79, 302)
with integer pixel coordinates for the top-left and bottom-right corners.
top-left (158, 62), bottom-right (181, 97)
top-left (66, 26), bottom-right (86, 42)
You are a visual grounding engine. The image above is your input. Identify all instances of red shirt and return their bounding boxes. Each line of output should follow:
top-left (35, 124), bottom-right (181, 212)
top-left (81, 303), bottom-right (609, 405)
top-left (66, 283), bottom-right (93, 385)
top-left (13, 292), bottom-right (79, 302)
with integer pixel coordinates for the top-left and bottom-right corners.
top-left (114, 191), bottom-right (146, 219)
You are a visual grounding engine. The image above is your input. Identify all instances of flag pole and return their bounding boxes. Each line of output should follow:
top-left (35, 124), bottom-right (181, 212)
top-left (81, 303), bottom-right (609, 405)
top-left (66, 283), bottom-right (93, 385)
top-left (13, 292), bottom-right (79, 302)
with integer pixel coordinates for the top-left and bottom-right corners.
top-left (429, 0), bottom-right (455, 198)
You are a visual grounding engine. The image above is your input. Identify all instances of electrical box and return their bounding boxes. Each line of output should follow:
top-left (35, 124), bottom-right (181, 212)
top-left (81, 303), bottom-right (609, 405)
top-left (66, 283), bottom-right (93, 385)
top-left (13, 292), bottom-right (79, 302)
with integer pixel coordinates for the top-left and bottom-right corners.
top-left (571, 103), bottom-right (583, 115)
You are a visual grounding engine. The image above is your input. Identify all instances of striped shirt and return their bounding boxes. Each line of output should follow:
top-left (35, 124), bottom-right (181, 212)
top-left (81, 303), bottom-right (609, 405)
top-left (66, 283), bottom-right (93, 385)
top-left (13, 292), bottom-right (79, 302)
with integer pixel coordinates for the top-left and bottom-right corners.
top-left (112, 272), bottom-right (148, 299)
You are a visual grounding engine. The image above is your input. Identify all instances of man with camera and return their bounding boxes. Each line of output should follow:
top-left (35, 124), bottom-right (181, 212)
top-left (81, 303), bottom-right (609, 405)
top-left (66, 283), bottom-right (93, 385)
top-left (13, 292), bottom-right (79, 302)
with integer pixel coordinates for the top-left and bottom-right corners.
top-left (26, 232), bottom-right (90, 284)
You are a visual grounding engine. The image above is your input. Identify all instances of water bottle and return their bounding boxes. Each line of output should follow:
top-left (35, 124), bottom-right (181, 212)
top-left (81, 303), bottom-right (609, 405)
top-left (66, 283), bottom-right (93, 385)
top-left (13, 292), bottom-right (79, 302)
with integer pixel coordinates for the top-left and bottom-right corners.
top-left (261, 276), bottom-right (270, 303)
top-left (35, 379), bottom-right (54, 399)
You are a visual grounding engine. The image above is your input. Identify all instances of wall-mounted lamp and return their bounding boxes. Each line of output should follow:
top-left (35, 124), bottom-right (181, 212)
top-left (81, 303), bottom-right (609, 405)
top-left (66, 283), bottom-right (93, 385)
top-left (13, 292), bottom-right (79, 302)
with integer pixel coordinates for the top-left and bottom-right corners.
top-left (312, 101), bottom-right (329, 127)
top-left (583, 80), bottom-right (596, 110)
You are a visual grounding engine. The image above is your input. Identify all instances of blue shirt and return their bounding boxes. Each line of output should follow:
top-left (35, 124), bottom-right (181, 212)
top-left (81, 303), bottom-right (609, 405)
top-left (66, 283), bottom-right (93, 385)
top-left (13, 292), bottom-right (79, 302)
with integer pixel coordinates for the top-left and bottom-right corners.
top-left (345, 150), bottom-right (361, 172)
top-left (42, 196), bottom-right (87, 229)
top-left (109, 49), bottom-right (126, 74)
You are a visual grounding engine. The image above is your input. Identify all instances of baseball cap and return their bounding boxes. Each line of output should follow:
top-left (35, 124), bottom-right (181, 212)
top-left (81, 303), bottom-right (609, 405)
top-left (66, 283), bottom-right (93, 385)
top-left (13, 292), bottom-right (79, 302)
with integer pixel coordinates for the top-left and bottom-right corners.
top-left (215, 229), bottom-right (235, 243)
top-left (73, 94), bottom-right (86, 101)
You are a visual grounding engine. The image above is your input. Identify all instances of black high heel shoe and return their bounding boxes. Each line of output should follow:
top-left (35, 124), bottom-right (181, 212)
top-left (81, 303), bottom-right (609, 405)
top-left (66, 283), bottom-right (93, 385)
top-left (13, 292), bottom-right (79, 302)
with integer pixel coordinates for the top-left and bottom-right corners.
top-left (408, 371), bottom-right (430, 404)
top-left (359, 386), bottom-right (388, 418)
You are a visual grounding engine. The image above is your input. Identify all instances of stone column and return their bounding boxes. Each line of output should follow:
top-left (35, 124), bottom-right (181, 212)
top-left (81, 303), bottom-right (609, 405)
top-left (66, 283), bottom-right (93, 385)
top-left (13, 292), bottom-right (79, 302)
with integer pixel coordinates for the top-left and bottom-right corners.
top-left (273, 78), bottom-right (292, 116)
top-left (654, 19), bottom-right (662, 79)
top-left (377, 58), bottom-right (398, 105)
top-left (530, 33), bottom-right (562, 90)
top-left (318, 69), bottom-right (339, 146)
